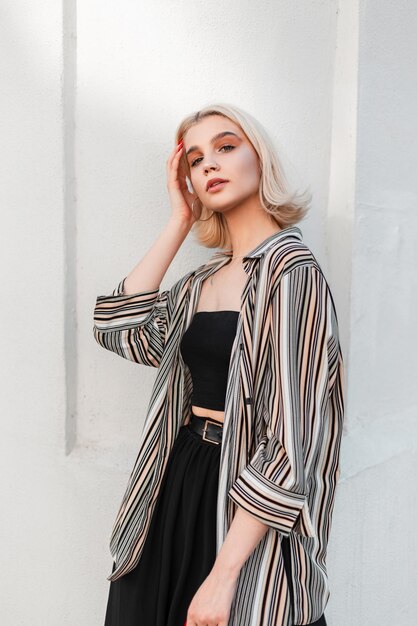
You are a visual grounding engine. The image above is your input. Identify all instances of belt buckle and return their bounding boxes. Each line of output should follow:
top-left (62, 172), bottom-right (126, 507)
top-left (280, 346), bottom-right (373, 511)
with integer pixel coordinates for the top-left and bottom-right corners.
top-left (202, 418), bottom-right (221, 445)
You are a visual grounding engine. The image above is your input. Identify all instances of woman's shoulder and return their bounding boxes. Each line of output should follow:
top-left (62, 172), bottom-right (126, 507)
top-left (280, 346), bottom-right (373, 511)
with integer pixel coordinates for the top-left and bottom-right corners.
top-left (267, 238), bottom-right (323, 280)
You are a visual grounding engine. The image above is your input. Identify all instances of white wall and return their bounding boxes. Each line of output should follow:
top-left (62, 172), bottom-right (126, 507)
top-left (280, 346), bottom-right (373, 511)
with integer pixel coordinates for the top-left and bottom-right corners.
top-left (337, 1), bottom-right (417, 621)
top-left (1, 0), bottom-right (416, 624)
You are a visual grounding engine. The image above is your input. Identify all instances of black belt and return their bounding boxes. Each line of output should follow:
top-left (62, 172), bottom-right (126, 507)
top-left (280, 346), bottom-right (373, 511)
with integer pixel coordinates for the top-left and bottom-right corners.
top-left (188, 412), bottom-right (223, 445)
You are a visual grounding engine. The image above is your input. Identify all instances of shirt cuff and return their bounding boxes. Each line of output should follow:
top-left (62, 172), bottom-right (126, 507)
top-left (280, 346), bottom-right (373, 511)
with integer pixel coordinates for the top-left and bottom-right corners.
top-left (94, 282), bottom-right (162, 332)
top-left (228, 463), bottom-right (316, 537)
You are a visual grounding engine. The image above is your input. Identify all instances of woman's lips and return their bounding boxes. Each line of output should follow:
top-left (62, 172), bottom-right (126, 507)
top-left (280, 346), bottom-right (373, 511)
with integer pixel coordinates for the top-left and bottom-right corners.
top-left (207, 181), bottom-right (229, 193)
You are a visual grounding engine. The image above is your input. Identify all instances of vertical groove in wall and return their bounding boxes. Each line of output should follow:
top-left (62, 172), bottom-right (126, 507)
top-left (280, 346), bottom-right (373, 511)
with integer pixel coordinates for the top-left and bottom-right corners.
top-left (63, 0), bottom-right (77, 455)
top-left (327, 0), bottom-right (359, 372)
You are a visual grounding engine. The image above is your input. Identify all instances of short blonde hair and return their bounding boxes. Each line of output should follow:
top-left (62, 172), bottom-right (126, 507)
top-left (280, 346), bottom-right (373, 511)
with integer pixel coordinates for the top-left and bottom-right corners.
top-left (176, 102), bottom-right (311, 251)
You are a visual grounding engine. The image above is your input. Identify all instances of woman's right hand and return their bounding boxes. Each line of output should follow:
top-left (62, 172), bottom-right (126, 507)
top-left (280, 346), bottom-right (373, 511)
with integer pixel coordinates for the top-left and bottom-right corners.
top-left (166, 140), bottom-right (199, 227)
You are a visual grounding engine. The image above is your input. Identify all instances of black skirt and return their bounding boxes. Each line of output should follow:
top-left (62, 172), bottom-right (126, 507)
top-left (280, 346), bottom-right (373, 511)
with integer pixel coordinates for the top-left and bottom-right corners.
top-left (103, 412), bottom-right (327, 626)
top-left (104, 414), bottom-right (222, 626)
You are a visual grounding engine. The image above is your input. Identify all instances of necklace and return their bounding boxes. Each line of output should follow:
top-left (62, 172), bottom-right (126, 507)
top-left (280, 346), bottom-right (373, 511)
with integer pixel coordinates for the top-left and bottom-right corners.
top-left (210, 253), bottom-right (245, 285)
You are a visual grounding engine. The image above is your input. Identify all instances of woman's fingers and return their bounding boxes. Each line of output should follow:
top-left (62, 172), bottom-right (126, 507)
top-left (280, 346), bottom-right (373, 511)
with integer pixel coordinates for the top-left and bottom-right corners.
top-left (166, 141), bottom-right (184, 190)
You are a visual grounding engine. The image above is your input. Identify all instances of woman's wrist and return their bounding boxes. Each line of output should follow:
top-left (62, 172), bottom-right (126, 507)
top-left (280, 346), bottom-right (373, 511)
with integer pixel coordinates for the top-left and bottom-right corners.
top-left (210, 559), bottom-right (241, 583)
top-left (167, 215), bottom-right (192, 232)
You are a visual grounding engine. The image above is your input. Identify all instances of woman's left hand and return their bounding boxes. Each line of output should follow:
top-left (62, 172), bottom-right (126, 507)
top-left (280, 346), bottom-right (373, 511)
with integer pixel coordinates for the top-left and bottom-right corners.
top-left (185, 567), bottom-right (238, 626)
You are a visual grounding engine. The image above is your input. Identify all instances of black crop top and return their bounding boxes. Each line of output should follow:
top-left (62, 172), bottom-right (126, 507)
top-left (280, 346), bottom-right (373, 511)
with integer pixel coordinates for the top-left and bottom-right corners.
top-left (179, 310), bottom-right (239, 411)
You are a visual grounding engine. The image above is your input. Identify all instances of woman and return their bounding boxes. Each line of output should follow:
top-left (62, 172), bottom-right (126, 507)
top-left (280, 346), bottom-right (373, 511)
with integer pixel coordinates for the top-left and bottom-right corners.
top-left (94, 103), bottom-right (345, 626)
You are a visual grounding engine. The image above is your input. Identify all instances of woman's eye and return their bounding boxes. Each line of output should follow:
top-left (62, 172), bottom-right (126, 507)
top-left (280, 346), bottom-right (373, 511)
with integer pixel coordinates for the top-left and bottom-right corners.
top-left (190, 144), bottom-right (235, 167)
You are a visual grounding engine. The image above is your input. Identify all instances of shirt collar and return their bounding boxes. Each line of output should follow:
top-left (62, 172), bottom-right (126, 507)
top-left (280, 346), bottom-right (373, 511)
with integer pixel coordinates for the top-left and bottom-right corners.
top-left (209, 225), bottom-right (303, 261)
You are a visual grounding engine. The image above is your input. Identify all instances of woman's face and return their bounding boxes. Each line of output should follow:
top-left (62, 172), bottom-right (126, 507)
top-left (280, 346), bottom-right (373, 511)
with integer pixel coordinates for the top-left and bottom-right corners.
top-left (182, 115), bottom-right (261, 214)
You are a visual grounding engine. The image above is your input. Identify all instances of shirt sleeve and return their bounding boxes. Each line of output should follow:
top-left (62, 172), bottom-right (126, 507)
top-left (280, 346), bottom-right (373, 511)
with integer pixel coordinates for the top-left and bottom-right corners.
top-left (228, 264), bottom-right (331, 538)
top-left (93, 272), bottom-right (190, 368)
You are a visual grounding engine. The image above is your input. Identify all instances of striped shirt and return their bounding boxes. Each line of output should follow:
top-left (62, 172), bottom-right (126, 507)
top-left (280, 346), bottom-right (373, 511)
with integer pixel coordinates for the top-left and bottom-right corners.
top-left (93, 225), bottom-right (345, 626)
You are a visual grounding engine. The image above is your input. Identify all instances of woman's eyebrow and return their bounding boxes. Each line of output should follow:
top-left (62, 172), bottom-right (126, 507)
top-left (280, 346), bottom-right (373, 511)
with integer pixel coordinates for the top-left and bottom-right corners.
top-left (185, 131), bottom-right (241, 157)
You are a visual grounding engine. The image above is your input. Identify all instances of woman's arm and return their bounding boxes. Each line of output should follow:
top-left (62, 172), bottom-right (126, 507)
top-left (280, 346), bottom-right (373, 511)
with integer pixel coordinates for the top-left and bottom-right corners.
top-left (93, 139), bottom-right (197, 366)
top-left (121, 137), bottom-right (195, 294)
top-left (93, 216), bottom-right (192, 367)
top-left (121, 215), bottom-right (191, 295)
top-left (211, 507), bottom-right (269, 580)
top-left (228, 264), bottom-right (333, 538)
top-left (185, 508), bottom-right (269, 624)
top-left (207, 264), bottom-right (333, 578)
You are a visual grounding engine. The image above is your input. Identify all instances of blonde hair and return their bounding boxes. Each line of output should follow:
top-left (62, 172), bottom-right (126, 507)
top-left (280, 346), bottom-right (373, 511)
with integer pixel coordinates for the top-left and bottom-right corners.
top-left (175, 102), bottom-right (311, 251)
